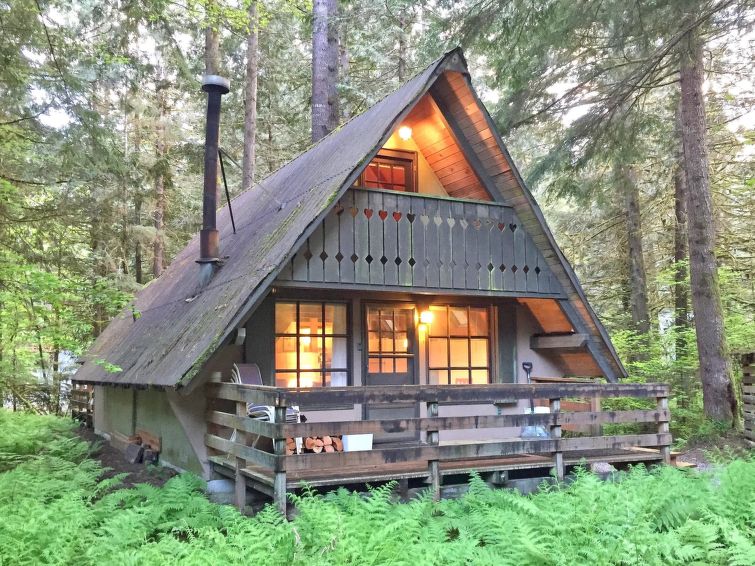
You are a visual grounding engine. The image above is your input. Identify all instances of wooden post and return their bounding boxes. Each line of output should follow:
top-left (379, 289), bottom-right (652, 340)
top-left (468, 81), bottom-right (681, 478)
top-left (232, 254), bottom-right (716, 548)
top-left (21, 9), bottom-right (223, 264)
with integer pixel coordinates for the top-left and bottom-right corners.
top-left (549, 398), bottom-right (564, 481)
top-left (234, 398), bottom-right (248, 511)
top-left (657, 395), bottom-right (671, 464)
top-left (273, 404), bottom-right (288, 516)
top-left (590, 394), bottom-right (602, 437)
top-left (426, 399), bottom-right (440, 500)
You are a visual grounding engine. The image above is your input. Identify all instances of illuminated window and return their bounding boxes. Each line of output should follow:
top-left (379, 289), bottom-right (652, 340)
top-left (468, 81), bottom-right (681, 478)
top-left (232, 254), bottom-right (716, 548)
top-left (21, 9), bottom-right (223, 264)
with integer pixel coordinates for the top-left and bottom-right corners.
top-left (427, 306), bottom-right (491, 385)
top-left (274, 302), bottom-right (348, 388)
top-left (366, 307), bottom-right (414, 375)
top-left (356, 149), bottom-right (417, 192)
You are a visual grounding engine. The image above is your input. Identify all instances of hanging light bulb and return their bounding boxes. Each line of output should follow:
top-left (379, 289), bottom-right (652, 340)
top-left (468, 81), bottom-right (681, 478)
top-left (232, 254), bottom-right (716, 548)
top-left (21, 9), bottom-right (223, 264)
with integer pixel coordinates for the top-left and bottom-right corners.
top-left (398, 125), bottom-right (413, 140)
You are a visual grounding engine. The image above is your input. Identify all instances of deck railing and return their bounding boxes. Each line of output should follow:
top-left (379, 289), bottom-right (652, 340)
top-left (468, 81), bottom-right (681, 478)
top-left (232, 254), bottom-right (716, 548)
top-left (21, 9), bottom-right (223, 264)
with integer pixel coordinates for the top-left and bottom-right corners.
top-left (205, 379), bottom-right (671, 513)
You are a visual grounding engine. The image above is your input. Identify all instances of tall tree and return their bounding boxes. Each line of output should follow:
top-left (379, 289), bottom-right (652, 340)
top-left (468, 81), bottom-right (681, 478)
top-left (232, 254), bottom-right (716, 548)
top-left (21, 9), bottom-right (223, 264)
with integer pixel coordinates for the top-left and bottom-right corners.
top-left (616, 159), bottom-right (651, 334)
top-left (678, 26), bottom-right (735, 422)
top-left (673, 99), bottom-right (689, 354)
top-left (242, 0), bottom-right (259, 192)
top-left (311, 0), bottom-right (339, 142)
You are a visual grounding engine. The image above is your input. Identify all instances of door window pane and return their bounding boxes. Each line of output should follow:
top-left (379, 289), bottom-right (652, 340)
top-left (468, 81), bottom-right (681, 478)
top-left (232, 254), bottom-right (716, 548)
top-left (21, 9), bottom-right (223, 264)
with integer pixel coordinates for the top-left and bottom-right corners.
top-left (429, 370), bottom-right (448, 385)
top-left (366, 307), bottom-right (415, 378)
top-left (451, 370), bottom-right (469, 385)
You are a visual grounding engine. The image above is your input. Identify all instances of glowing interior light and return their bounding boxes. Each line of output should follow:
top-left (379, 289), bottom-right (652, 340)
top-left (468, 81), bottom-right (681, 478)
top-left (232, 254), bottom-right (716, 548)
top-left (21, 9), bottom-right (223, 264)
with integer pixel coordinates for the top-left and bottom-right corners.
top-left (301, 327), bottom-right (311, 346)
top-left (398, 125), bottom-right (413, 140)
top-left (419, 310), bottom-right (434, 325)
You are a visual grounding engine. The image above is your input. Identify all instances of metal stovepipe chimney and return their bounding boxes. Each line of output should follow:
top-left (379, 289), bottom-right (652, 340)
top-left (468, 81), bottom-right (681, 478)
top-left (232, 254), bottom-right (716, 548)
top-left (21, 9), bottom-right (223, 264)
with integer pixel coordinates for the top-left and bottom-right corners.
top-left (197, 74), bottom-right (230, 264)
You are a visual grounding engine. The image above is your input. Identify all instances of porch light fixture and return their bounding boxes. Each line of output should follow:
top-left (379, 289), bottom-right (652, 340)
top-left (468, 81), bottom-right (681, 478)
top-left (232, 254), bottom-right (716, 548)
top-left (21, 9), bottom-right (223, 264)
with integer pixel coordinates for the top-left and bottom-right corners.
top-left (419, 310), bottom-right (434, 325)
top-left (398, 125), bottom-right (413, 140)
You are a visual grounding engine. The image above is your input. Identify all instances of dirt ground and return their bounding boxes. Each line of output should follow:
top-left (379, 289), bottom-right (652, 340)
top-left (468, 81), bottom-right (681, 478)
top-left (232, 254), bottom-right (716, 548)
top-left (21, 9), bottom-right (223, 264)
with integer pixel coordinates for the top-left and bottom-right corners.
top-left (76, 425), bottom-right (177, 488)
top-left (676, 432), bottom-right (753, 472)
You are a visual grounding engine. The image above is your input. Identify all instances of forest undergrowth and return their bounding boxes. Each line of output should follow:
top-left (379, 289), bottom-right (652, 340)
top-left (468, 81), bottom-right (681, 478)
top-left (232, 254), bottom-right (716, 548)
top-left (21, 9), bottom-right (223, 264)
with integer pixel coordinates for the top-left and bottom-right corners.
top-left (1, 410), bottom-right (754, 565)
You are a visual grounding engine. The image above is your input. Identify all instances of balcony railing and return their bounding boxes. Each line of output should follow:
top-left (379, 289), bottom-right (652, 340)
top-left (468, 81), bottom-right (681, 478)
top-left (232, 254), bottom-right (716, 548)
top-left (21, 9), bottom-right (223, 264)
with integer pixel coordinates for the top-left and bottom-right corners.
top-left (205, 379), bottom-right (671, 513)
top-left (276, 188), bottom-right (562, 295)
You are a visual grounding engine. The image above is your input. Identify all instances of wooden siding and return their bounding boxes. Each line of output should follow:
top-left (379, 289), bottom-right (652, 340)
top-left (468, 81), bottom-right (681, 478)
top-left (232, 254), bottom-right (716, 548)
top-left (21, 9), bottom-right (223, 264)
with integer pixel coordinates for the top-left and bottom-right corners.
top-left (276, 189), bottom-right (562, 295)
top-left (404, 94), bottom-right (489, 201)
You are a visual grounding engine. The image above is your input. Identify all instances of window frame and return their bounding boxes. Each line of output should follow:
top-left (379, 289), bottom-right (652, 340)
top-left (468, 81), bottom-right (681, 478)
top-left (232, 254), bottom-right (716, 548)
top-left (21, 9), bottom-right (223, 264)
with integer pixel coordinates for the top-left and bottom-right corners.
top-left (426, 305), bottom-right (493, 385)
top-left (273, 300), bottom-right (351, 388)
top-left (355, 148), bottom-right (418, 193)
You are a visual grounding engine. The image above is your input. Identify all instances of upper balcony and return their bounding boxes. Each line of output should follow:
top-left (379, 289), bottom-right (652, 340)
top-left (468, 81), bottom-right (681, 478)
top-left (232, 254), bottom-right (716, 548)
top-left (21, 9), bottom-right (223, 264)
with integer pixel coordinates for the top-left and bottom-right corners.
top-left (276, 187), bottom-right (563, 297)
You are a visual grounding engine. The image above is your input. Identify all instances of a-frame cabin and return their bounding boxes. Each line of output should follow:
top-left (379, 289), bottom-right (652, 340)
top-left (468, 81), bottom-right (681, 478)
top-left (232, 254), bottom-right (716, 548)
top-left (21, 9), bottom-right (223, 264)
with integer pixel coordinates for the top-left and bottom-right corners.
top-left (73, 49), bottom-right (671, 511)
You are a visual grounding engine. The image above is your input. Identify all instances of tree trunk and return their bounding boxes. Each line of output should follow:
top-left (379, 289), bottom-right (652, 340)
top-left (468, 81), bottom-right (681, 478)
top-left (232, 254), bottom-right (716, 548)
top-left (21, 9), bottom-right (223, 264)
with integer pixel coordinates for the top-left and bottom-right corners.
top-left (153, 86), bottom-right (167, 278)
top-left (616, 161), bottom-right (650, 334)
top-left (204, 2), bottom-right (221, 76)
top-left (398, 9), bottom-right (408, 83)
top-left (673, 98), bottom-right (689, 353)
top-left (679, 28), bottom-right (735, 423)
top-left (242, 0), bottom-right (259, 192)
top-left (311, 0), bottom-right (339, 142)
top-left (134, 195), bottom-right (143, 284)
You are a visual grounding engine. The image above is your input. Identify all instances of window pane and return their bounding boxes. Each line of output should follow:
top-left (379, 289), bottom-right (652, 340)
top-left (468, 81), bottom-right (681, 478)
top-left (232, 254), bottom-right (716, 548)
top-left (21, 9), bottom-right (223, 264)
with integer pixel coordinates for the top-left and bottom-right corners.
top-left (470, 339), bottom-right (488, 367)
top-left (381, 358), bottom-right (394, 373)
top-left (368, 331), bottom-right (380, 354)
top-left (395, 358), bottom-right (408, 373)
top-left (451, 369), bottom-right (469, 385)
top-left (367, 310), bottom-right (379, 332)
top-left (469, 308), bottom-right (489, 336)
top-left (365, 163), bottom-right (378, 183)
top-left (395, 332), bottom-right (409, 353)
top-left (368, 357), bottom-right (380, 373)
top-left (326, 372), bottom-right (348, 387)
top-left (326, 337), bottom-right (348, 369)
top-left (428, 306), bottom-right (447, 336)
top-left (299, 371), bottom-right (322, 388)
top-left (393, 165), bottom-right (405, 186)
top-left (381, 336), bottom-right (394, 353)
top-left (428, 338), bottom-right (447, 367)
top-left (276, 372), bottom-right (297, 388)
top-left (299, 337), bottom-right (322, 371)
top-left (449, 339), bottom-right (469, 367)
top-left (449, 307), bottom-right (468, 336)
top-left (380, 311), bottom-right (394, 332)
top-left (325, 303), bottom-right (347, 334)
top-left (471, 369), bottom-right (488, 384)
top-left (429, 370), bottom-right (448, 385)
top-left (275, 337), bottom-right (298, 370)
top-left (377, 164), bottom-right (391, 185)
top-left (395, 310), bottom-right (411, 331)
top-left (275, 302), bottom-right (297, 334)
top-left (299, 303), bottom-right (322, 335)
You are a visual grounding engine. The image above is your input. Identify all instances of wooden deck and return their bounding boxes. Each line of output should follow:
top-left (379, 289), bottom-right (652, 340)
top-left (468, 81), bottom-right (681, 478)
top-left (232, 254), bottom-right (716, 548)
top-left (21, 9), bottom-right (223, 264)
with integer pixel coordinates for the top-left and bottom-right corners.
top-left (205, 379), bottom-right (671, 513)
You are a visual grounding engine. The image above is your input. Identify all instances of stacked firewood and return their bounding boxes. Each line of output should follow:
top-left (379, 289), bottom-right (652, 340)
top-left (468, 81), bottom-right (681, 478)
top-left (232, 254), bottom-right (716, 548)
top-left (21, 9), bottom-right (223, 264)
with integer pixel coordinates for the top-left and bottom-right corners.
top-left (285, 435), bottom-right (343, 455)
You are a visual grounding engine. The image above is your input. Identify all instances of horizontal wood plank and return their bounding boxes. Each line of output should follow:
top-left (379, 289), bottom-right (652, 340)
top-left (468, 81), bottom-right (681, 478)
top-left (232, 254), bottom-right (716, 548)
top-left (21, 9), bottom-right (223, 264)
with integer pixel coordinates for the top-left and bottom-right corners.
top-left (207, 382), bottom-right (670, 407)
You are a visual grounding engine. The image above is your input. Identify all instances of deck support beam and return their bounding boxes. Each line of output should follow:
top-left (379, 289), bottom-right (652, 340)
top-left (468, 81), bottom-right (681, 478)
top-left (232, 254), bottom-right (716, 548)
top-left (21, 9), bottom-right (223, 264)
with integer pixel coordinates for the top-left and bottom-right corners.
top-left (657, 396), bottom-right (671, 465)
top-left (273, 405), bottom-right (288, 516)
top-left (426, 400), bottom-right (440, 500)
top-left (549, 397), bottom-right (564, 481)
top-left (234, 398), bottom-right (249, 511)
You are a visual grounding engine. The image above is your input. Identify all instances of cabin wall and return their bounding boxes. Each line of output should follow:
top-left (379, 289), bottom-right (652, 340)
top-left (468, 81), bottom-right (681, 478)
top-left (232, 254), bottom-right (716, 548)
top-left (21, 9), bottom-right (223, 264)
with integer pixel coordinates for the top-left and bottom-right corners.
top-left (91, 384), bottom-right (204, 475)
top-left (239, 292), bottom-right (566, 440)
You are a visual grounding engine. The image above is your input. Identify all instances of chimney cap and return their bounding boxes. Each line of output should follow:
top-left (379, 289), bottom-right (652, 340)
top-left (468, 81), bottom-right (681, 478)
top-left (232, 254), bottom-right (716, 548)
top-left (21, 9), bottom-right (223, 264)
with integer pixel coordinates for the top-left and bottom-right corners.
top-left (201, 75), bottom-right (230, 94)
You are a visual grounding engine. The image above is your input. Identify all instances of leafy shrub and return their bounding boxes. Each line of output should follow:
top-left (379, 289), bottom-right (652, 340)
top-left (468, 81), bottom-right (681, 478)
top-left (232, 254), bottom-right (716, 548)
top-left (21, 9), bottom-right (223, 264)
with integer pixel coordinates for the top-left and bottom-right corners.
top-left (1, 410), bottom-right (754, 565)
